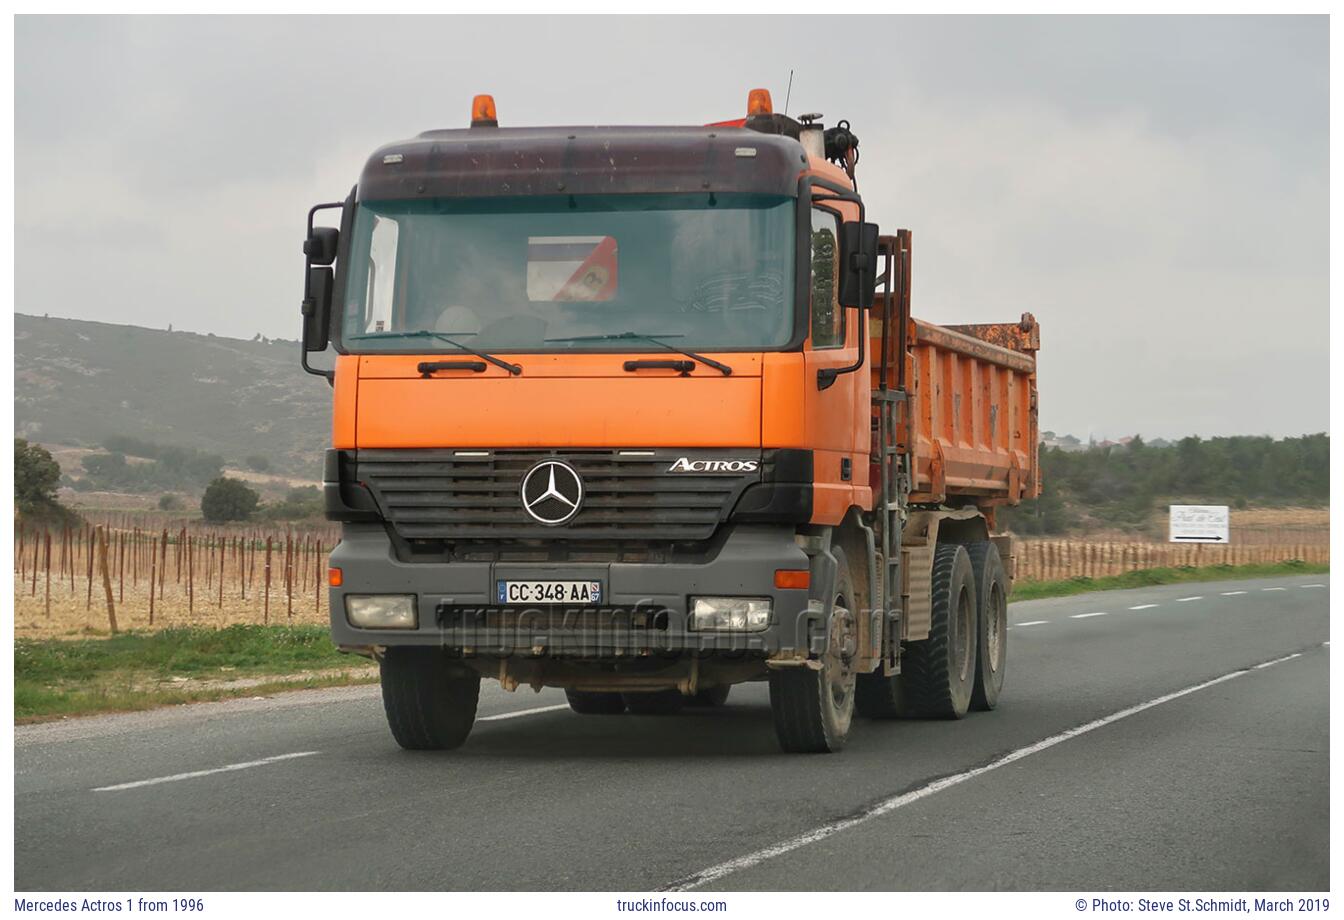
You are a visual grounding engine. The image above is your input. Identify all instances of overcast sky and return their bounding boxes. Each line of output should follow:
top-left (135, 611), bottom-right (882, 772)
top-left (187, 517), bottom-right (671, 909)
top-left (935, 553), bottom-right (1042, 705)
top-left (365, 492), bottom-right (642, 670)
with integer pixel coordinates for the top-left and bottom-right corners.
top-left (15, 15), bottom-right (1328, 441)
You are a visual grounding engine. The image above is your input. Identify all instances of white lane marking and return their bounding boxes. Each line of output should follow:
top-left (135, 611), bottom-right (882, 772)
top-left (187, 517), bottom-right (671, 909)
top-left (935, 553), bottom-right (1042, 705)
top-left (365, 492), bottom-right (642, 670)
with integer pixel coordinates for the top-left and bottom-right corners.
top-left (478, 703), bottom-right (570, 722)
top-left (93, 751), bottom-right (319, 792)
top-left (1015, 620), bottom-right (1048, 627)
top-left (1070, 612), bottom-right (1107, 619)
top-left (1220, 591), bottom-right (1247, 596)
top-left (1253, 652), bottom-right (1302, 670)
top-left (1302, 584), bottom-right (1326, 588)
top-left (1176, 596), bottom-right (1203, 603)
top-left (661, 648), bottom-right (1314, 891)
top-left (1129, 604), bottom-right (1159, 610)
top-left (1323, 641), bottom-right (1331, 647)
top-left (1262, 587), bottom-right (1287, 592)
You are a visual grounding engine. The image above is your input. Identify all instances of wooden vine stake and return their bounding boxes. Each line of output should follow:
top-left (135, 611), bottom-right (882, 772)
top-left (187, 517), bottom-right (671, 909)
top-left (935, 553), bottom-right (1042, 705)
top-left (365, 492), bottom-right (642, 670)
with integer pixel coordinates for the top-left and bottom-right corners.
top-left (43, 531), bottom-right (51, 619)
top-left (97, 526), bottom-right (118, 634)
top-left (263, 537), bottom-right (273, 625)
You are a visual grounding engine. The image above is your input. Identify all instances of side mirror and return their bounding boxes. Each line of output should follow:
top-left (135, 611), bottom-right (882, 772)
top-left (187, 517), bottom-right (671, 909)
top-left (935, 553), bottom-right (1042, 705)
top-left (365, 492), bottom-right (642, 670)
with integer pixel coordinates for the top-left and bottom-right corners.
top-left (304, 227), bottom-right (339, 266)
top-left (838, 221), bottom-right (880, 309)
top-left (302, 266), bottom-right (333, 353)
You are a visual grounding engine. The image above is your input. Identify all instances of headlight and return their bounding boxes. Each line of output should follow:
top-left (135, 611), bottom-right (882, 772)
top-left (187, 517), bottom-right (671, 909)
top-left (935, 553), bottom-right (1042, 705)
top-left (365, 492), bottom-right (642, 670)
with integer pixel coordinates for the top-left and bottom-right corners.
top-left (690, 597), bottom-right (772, 631)
top-left (345, 595), bottom-right (417, 629)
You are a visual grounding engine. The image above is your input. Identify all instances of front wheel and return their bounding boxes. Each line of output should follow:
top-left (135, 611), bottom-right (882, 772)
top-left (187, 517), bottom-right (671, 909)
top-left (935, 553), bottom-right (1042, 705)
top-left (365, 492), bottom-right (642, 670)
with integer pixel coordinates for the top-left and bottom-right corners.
top-left (380, 647), bottom-right (480, 750)
top-left (769, 546), bottom-right (858, 753)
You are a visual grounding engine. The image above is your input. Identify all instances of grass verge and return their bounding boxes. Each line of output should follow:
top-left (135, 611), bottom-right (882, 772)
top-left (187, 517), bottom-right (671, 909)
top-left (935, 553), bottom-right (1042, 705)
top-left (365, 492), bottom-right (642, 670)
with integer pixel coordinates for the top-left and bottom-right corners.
top-left (1012, 560), bottom-right (1329, 601)
top-left (15, 624), bottom-right (377, 723)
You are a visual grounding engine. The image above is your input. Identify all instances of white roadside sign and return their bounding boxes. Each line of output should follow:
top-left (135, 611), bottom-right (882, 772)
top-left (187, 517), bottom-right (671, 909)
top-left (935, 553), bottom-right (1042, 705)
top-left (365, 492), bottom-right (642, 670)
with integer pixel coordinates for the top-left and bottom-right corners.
top-left (1169, 505), bottom-right (1230, 544)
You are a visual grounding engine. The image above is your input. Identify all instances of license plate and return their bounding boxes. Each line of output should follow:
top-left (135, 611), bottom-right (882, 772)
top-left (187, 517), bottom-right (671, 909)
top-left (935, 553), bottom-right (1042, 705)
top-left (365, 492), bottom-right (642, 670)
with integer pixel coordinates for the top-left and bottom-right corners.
top-left (497, 580), bottom-right (603, 605)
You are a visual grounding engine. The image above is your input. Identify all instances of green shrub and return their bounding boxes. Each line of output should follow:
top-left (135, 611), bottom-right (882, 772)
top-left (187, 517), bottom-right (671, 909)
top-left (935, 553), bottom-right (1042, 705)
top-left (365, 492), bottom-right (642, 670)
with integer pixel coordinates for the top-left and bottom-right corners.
top-left (200, 477), bottom-right (259, 523)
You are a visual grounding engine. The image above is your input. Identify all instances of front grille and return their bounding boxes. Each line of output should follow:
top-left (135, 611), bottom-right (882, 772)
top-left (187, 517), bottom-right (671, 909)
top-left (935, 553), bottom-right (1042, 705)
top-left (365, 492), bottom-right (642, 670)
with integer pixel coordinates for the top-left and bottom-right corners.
top-left (356, 449), bottom-right (759, 542)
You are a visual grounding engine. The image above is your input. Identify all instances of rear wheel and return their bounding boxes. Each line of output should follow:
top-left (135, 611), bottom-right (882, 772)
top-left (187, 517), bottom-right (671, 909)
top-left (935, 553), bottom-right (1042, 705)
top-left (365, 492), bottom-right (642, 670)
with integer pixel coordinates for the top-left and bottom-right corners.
top-left (966, 541), bottom-right (1008, 711)
top-left (380, 647), bottom-right (480, 750)
top-left (688, 684), bottom-right (731, 707)
top-left (769, 546), bottom-right (858, 753)
top-left (855, 665), bottom-right (904, 719)
top-left (565, 690), bottom-right (627, 715)
top-left (897, 542), bottom-right (978, 719)
top-left (622, 689), bottom-right (686, 715)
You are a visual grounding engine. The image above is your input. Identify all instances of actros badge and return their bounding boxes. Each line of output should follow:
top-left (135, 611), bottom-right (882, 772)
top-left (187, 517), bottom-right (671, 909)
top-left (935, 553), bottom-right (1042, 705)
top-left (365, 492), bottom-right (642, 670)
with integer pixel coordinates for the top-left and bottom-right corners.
top-left (520, 460), bottom-right (584, 525)
top-left (667, 457), bottom-right (760, 474)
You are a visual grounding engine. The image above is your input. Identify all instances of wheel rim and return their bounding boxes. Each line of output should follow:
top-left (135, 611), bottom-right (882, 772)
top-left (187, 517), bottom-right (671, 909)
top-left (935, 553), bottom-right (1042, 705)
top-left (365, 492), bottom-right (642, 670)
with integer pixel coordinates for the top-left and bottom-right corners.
top-left (826, 596), bottom-right (857, 713)
top-left (954, 584), bottom-right (973, 683)
top-left (986, 582), bottom-right (1005, 674)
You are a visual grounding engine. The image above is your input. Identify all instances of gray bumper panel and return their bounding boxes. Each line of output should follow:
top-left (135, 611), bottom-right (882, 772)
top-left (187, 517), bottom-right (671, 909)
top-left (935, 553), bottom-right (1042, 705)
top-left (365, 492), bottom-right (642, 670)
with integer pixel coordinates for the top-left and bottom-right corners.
top-left (328, 524), bottom-right (826, 657)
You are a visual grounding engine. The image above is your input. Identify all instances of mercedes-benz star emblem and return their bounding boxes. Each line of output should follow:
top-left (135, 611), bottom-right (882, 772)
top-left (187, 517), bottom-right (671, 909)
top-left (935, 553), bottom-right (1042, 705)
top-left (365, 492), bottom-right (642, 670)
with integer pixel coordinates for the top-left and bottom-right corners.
top-left (520, 460), bottom-right (584, 526)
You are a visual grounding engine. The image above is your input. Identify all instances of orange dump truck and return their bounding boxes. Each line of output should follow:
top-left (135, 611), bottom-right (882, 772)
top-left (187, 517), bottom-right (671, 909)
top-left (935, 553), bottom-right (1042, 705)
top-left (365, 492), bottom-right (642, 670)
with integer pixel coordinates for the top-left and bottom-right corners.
top-left (300, 91), bottom-right (1040, 753)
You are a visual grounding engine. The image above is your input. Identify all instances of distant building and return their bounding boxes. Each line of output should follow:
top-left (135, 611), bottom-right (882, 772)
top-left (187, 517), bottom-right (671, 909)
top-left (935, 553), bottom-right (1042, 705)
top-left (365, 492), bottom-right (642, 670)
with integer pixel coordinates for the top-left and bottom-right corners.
top-left (1040, 432), bottom-right (1087, 452)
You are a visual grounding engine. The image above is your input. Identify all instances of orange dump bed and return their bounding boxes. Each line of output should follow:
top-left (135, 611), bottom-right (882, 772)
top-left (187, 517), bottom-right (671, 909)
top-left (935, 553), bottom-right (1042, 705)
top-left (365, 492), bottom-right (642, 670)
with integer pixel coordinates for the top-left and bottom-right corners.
top-left (872, 312), bottom-right (1040, 509)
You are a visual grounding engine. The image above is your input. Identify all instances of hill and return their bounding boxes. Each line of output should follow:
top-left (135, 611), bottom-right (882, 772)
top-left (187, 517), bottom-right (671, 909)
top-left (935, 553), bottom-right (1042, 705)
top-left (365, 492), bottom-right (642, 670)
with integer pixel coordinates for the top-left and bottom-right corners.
top-left (15, 314), bottom-right (328, 478)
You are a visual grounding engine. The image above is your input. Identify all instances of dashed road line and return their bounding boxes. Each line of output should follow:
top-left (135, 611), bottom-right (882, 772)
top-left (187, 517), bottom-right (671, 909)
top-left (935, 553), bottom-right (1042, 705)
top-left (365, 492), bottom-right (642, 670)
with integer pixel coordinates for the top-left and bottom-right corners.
top-left (1071, 612), bottom-right (1107, 619)
top-left (1220, 591), bottom-right (1248, 596)
top-left (1176, 596), bottom-right (1203, 603)
top-left (478, 704), bottom-right (570, 723)
top-left (1129, 604), bottom-right (1159, 610)
top-left (1262, 587), bottom-right (1287, 592)
top-left (93, 751), bottom-right (319, 792)
top-left (660, 646), bottom-right (1317, 891)
top-left (1015, 620), bottom-right (1049, 627)
top-left (1302, 584), bottom-right (1326, 589)
top-left (1253, 652), bottom-right (1302, 670)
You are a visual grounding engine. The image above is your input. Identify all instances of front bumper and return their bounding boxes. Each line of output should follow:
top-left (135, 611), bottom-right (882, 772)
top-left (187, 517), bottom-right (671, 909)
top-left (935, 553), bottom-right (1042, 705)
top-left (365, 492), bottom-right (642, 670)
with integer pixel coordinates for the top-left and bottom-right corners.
top-left (328, 523), bottom-right (828, 658)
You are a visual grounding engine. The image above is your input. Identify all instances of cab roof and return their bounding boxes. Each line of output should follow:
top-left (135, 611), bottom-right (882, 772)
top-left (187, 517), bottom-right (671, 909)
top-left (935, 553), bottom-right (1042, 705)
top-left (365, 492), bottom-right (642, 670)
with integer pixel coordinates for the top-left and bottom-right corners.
top-left (357, 125), bottom-right (809, 201)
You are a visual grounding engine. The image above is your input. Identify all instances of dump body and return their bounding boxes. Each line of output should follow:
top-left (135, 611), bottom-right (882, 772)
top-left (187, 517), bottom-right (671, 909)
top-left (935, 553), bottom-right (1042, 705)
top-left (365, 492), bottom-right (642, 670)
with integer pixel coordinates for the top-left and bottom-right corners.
top-left (902, 315), bottom-right (1040, 507)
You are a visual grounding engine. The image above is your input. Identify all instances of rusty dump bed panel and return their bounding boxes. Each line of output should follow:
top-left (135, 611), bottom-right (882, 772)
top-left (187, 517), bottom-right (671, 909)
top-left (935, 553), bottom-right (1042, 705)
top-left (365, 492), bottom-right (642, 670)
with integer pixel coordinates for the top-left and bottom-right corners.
top-left (876, 314), bottom-right (1040, 508)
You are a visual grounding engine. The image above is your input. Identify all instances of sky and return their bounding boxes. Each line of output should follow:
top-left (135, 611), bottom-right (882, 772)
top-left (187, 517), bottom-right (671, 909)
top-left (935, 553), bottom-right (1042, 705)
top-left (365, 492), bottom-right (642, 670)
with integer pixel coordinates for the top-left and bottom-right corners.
top-left (14, 15), bottom-right (1329, 442)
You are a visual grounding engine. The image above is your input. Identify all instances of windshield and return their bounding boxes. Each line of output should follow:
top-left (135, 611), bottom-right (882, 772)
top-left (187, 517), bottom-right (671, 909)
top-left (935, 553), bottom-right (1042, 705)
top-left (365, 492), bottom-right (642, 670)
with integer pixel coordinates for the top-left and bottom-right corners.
top-left (338, 194), bottom-right (796, 353)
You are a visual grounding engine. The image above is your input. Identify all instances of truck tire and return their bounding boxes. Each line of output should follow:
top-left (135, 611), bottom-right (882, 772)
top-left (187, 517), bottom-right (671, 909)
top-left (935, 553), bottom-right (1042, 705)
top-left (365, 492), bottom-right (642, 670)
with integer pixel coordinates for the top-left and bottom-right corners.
top-left (688, 685), bottom-right (731, 707)
top-left (565, 690), bottom-right (627, 715)
top-left (622, 689), bottom-right (686, 715)
top-left (855, 666), bottom-right (904, 719)
top-left (897, 542), bottom-right (978, 719)
top-left (769, 545), bottom-right (858, 753)
top-left (966, 541), bottom-right (1008, 711)
top-left (379, 647), bottom-right (480, 750)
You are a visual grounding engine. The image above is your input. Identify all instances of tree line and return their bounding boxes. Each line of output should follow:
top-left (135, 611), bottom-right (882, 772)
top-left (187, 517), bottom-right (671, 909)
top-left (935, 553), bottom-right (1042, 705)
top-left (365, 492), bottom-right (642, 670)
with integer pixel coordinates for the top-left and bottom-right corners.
top-left (1001, 433), bottom-right (1329, 535)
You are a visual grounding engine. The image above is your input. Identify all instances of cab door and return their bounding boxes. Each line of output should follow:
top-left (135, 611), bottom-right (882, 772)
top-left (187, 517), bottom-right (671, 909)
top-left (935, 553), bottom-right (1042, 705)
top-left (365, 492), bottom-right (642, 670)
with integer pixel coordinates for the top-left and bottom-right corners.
top-left (803, 203), bottom-right (868, 524)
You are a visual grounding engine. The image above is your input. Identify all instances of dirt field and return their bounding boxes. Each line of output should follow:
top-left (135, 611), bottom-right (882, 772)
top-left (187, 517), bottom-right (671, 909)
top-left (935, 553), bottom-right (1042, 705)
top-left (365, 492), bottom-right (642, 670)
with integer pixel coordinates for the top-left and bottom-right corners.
top-left (1062, 504), bottom-right (1329, 545)
top-left (13, 509), bottom-right (1328, 640)
top-left (14, 518), bottom-right (334, 640)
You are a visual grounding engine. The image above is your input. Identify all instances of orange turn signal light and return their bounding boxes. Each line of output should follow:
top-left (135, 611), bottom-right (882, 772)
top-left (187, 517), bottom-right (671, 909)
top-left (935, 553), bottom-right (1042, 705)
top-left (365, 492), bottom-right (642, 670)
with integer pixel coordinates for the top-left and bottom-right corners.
top-left (747, 88), bottom-right (773, 117)
top-left (471, 94), bottom-right (498, 126)
top-left (774, 569), bottom-right (810, 590)
top-left (328, 567), bottom-right (343, 587)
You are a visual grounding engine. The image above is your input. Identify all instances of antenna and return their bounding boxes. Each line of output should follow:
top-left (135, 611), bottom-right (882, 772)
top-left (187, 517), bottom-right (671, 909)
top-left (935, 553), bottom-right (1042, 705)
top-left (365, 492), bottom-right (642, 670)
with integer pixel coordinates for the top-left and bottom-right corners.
top-left (783, 69), bottom-right (794, 117)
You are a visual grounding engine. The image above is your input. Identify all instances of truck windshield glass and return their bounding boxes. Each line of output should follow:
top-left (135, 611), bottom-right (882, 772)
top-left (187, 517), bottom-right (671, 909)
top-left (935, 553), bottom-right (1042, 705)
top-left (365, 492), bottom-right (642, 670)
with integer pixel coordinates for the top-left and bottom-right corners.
top-left (339, 194), bottom-right (796, 352)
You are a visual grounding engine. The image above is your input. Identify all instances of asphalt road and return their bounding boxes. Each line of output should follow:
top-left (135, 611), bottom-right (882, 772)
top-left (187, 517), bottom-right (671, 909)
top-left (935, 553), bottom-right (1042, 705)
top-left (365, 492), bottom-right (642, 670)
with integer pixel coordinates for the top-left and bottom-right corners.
top-left (15, 574), bottom-right (1329, 891)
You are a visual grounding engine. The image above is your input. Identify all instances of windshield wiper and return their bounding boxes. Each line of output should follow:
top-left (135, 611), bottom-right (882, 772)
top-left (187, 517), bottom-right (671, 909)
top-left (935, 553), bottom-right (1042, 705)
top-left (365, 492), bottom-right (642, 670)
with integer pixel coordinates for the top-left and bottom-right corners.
top-left (347, 330), bottom-right (522, 376)
top-left (544, 331), bottom-right (732, 376)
